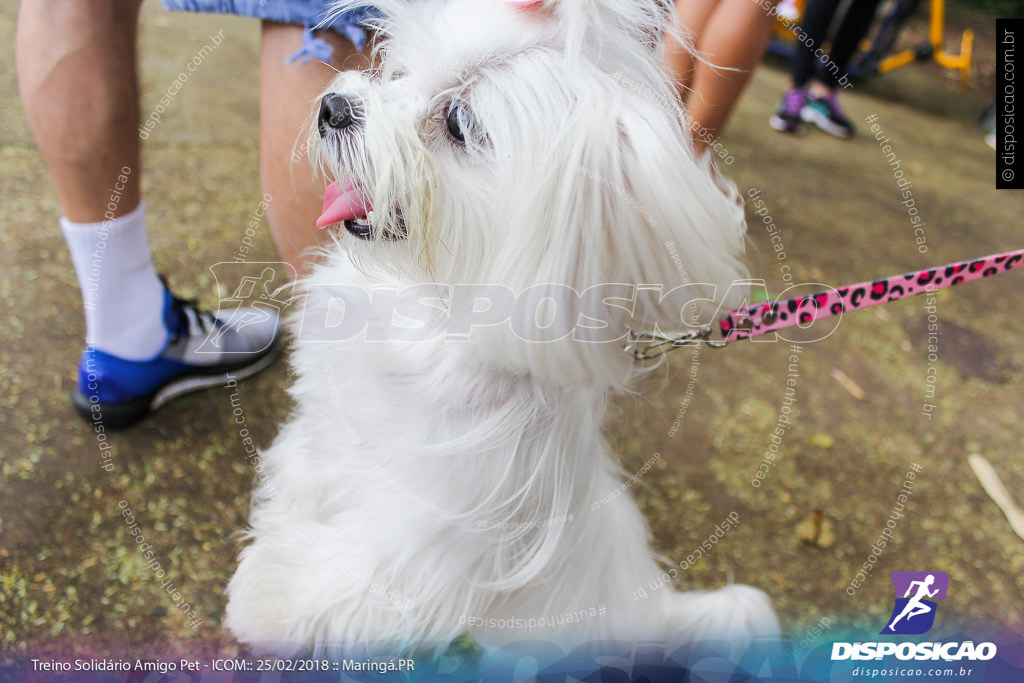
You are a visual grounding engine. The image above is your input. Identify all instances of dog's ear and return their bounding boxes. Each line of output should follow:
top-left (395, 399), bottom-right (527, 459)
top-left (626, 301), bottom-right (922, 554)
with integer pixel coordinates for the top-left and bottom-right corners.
top-left (505, 0), bottom-right (673, 53)
top-left (610, 91), bottom-right (750, 330)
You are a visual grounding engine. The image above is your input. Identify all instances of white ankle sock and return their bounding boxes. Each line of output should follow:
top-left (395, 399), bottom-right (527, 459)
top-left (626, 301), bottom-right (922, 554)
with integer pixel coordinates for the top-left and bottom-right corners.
top-left (61, 201), bottom-right (168, 360)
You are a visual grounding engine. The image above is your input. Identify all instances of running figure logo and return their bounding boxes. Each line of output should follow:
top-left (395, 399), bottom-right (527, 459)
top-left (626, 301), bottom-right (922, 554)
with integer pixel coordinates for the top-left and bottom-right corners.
top-left (880, 571), bottom-right (950, 635)
top-left (199, 262), bottom-right (293, 354)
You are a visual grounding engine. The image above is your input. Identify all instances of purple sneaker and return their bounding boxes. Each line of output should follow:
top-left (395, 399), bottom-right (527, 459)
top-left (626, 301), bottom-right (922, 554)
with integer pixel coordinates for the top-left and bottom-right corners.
top-left (769, 88), bottom-right (808, 135)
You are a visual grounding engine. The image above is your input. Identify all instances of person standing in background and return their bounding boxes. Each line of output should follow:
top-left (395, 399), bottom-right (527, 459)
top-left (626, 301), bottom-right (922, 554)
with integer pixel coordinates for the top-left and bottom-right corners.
top-left (665, 0), bottom-right (783, 155)
top-left (769, 0), bottom-right (883, 137)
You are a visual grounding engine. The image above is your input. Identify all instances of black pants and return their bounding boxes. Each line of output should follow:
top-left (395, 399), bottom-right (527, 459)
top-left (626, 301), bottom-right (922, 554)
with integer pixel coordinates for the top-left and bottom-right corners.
top-left (792, 0), bottom-right (884, 89)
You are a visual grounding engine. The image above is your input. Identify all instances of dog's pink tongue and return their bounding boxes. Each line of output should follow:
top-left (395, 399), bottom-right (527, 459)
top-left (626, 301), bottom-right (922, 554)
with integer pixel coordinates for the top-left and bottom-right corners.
top-left (317, 179), bottom-right (371, 229)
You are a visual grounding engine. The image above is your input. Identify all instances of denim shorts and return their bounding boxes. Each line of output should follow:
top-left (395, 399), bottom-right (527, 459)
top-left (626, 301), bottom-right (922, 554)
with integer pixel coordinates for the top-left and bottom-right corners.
top-left (159, 1), bottom-right (377, 51)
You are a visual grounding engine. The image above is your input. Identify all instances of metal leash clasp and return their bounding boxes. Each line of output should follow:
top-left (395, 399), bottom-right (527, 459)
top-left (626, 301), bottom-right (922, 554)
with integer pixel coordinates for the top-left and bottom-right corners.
top-left (625, 325), bottom-right (728, 361)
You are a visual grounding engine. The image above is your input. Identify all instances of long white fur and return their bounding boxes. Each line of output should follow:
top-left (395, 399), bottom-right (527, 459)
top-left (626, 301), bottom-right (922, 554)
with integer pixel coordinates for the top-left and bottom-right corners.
top-left (225, 0), bottom-right (778, 656)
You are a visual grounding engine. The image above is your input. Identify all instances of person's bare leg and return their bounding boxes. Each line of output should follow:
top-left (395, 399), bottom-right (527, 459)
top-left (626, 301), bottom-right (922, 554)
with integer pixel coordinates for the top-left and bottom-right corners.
top-left (681, 0), bottom-right (781, 154)
top-left (259, 23), bottom-right (370, 274)
top-left (17, 0), bottom-right (143, 221)
top-left (17, 0), bottom-right (171, 365)
top-left (17, 1), bottom-right (284, 424)
top-left (665, 0), bottom-right (718, 98)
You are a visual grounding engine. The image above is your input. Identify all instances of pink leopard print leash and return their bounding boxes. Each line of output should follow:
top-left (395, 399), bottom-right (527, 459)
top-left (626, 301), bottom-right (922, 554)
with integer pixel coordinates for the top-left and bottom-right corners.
top-left (628, 249), bottom-right (1024, 360)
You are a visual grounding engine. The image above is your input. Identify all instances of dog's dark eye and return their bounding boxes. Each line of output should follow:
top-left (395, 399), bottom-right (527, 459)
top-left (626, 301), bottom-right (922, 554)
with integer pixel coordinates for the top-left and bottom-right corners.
top-left (446, 103), bottom-right (467, 144)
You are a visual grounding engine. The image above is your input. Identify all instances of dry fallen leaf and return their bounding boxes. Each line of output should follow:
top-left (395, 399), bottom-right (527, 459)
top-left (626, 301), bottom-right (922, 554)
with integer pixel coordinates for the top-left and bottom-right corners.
top-left (796, 509), bottom-right (836, 548)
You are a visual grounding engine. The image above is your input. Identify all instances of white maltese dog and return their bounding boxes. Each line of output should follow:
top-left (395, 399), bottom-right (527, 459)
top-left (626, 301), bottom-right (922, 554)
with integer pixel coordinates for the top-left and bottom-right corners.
top-left (226, 0), bottom-right (778, 656)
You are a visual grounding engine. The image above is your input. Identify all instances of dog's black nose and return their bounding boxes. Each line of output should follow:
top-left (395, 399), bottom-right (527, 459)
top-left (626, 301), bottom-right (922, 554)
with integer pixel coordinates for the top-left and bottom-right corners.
top-left (318, 94), bottom-right (356, 136)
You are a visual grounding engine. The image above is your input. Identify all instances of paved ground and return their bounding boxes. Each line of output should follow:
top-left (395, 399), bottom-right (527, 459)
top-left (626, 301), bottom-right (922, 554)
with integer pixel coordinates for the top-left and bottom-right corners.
top-left (1, 2), bottom-right (1022, 662)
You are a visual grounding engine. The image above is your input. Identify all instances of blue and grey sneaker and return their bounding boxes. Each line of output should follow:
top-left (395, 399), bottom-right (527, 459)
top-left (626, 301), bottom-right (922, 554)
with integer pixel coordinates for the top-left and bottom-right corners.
top-left (72, 288), bottom-right (282, 428)
top-left (801, 93), bottom-right (855, 138)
